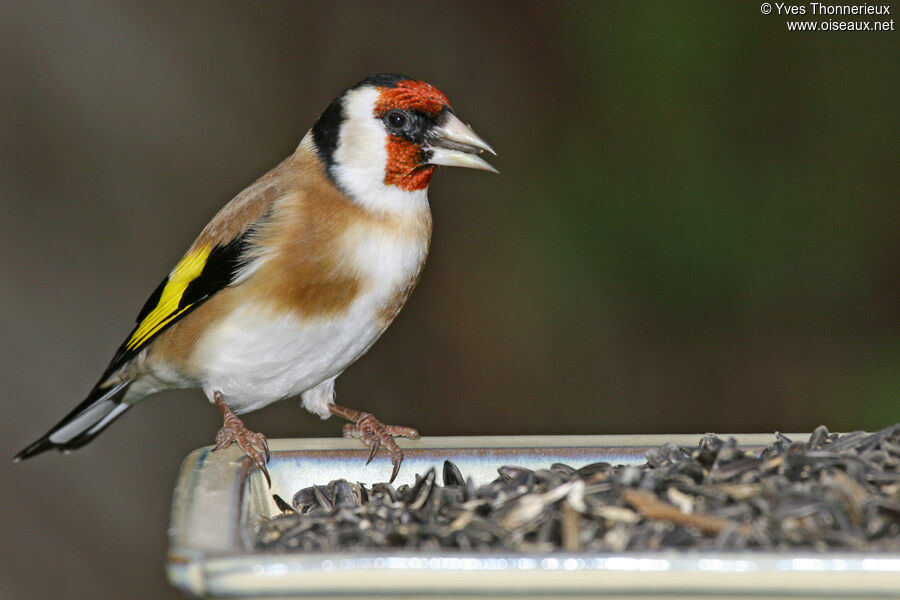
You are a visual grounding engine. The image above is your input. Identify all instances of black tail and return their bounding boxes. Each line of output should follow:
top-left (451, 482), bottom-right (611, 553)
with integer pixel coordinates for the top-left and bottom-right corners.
top-left (14, 382), bottom-right (133, 461)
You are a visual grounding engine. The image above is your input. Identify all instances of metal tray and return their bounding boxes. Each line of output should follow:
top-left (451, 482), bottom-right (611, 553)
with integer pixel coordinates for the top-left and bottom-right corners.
top-left (167, 435), bottom-right (900, 599)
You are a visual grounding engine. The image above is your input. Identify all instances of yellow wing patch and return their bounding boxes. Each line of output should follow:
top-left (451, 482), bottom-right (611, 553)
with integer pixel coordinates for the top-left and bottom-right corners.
top-left (126, 245), bottom-right (212, 350)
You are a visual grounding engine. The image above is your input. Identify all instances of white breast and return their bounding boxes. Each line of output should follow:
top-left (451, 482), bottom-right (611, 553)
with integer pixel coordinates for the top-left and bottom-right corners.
top-left (189, 215), bottom-right (430, 414)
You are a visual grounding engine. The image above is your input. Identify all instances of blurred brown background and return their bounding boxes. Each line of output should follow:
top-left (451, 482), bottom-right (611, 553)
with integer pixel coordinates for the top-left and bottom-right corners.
top-left (2, 1), bottom-right (897, 598)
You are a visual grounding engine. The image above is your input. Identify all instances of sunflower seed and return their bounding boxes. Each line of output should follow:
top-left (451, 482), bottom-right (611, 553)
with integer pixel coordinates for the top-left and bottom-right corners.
top-left (254, 425), bottom-right (900, 553)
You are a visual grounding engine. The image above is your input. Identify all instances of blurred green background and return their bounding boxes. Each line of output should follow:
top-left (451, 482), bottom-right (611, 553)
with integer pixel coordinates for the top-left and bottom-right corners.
top-left (1, 1), bottom-right (897, 598)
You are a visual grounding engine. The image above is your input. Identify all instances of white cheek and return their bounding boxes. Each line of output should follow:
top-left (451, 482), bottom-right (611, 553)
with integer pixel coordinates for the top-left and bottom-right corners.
top-left (331, 87), bottom-right (429, 216)
top-left (332, 87), bottom-right (387, 194)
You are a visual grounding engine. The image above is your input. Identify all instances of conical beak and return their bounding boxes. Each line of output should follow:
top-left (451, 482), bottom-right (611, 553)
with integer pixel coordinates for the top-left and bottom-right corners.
top-left (426, 110), bottom-right (498, 173)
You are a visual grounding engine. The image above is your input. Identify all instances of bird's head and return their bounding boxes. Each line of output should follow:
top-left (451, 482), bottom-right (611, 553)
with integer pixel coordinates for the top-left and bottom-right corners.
top-left (311, 74), bottom-right (496, 211)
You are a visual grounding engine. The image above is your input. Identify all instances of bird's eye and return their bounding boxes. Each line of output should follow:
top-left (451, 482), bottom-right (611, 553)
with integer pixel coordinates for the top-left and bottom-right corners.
top-left (387, 111), bottom-right (406, 129)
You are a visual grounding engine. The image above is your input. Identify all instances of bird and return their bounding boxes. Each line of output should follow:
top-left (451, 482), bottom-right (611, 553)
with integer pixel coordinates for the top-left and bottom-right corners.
top-left (15, 73), bottom-right (496, 483)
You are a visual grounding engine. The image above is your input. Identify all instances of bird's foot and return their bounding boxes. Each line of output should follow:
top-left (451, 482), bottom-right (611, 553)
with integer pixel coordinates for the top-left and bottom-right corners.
top-left (213, 420), bottom-right (271, 485)
top-left (212, 392), bottom-right (270, 485)
top-left (330, 404), bottom-right (419, 483)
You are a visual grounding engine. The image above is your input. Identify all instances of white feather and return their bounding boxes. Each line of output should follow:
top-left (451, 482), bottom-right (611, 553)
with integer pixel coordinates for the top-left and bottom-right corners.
top-left (48, 382), bottom-right (129, 443)
top-left (85, 402), bottom-right (130, 436)
top-left (301, 377), bottom-right (336, 419)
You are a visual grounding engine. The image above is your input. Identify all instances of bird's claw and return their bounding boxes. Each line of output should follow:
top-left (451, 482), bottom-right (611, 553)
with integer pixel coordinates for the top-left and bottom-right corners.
top-left (342, 413), bottom-right (419, 483)
top-left (364, 435), bottom-right (381, 465)
top-left (214, 421), bottom-right (271, 486)
top-left (389, 453), bottom-right (402, 484)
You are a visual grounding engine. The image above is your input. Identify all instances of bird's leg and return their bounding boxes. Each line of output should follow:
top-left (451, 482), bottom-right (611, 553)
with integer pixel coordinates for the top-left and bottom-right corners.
top-left (328, 404), bottom-right (419, 483)
top-left (212, 391), bottom-right (271, 485)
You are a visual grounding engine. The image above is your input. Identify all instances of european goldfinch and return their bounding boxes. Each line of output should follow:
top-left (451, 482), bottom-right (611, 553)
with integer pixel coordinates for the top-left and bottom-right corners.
top-left (15, 74), bottom-right (496, 482)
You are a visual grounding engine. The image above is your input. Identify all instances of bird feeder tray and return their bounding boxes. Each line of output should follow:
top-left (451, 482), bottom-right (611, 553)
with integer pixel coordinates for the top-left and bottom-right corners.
top-left (167, 435), bottom-right (900, 599)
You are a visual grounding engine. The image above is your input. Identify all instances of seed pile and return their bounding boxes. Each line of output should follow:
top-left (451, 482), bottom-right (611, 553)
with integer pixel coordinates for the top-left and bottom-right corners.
top-left (253, 425), bottom-right (900, 553)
